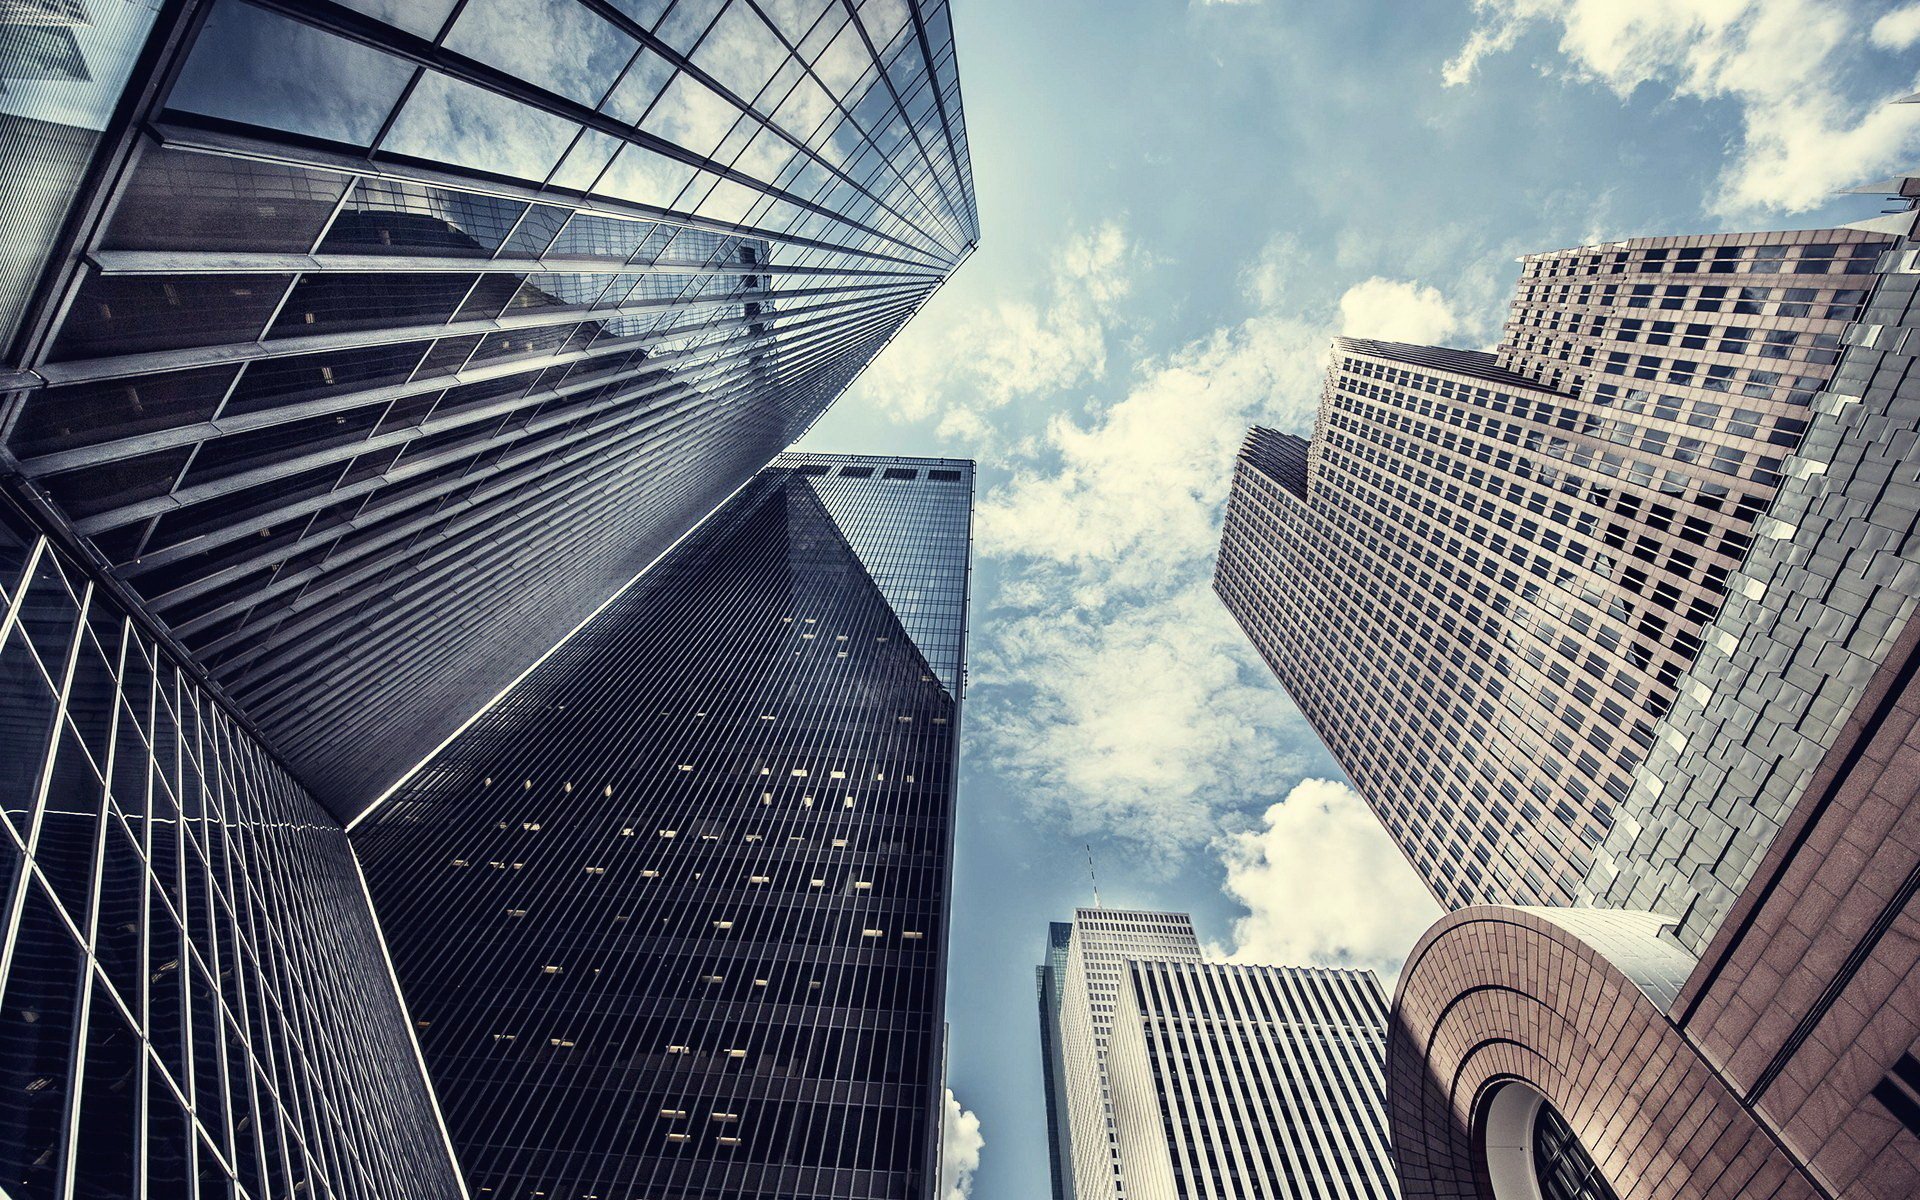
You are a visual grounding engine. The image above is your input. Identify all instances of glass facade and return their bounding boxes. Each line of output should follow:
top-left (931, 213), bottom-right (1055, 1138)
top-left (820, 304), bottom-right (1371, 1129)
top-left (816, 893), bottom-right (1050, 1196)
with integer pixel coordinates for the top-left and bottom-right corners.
top-left (1216, 228), bottom-right (1889, 910)
top-left (351, 454), bottom-right (973, 1200)
top-left (1530, 1103), bottom-right (1618, 1200)
top-left (0, 496), bottom-right (462, 1200)
top-left (0, 0), bottom-right (978, 817)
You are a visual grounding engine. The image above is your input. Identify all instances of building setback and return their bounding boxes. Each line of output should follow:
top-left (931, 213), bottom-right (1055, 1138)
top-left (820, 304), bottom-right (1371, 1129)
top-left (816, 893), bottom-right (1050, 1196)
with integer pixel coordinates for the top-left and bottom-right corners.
top-left (0, 0), bottom-right (978, 817)
top-left (1383, 197), bottom-right (1920, 1197)
top-left (1043, 909), bottom-right (1204, 1200)
top-left (1216, 226), bottom-right (1889, 909)
top-left (352, 454), bottom-right (974, 1200)
top-left (1105, 962), bottom-right (1399, 1200)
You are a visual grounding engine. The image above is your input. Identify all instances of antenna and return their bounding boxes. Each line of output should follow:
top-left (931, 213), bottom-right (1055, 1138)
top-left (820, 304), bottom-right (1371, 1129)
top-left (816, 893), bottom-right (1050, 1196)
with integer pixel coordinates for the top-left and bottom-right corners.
top-left (1086, 844), bottom-right (1100, 909)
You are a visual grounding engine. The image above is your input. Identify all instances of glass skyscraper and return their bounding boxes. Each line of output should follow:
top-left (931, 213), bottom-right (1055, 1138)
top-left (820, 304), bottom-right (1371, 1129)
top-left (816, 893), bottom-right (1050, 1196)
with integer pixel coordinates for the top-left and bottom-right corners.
top-left (0, 3), bottom-right (977, 1197)
top-left (352, 453), bottom-right (974, 1200)
top-left (1216, 226), bottom-right (1889, 909)
top-left (0, 0), bottom-right (978, 814)
top-left (0, 495), bottom-right (464, 1200)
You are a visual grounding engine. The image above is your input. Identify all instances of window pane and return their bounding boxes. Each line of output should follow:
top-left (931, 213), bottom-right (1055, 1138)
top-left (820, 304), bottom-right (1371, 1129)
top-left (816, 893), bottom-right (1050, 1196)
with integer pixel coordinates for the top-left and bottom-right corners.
top-left (166, 0), bottom-right (415, 147)
top-left (381, 70), bottom-right (580, 182)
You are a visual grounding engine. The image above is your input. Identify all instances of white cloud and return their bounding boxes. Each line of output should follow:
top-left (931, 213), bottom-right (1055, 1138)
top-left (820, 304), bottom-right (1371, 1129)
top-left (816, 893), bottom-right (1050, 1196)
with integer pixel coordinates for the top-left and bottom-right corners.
top-left (975, 581), bottom-right (1314, 847)
top-left (1872, 4), bottom-right (1920, 50)
top-left (970, 269), bottom-right (1469, 851)
top-left (1443, 0), bottom-right (1920, 216)
top-left (1337, 277), bottom-right (1462, 344)
top-left (1241, 232), bottom-right (1299, 308)
top-left (844, 221), bottom-right (1143, 440)
top-left (1219, 779), bottom-right (1443, 980)
top-left (939, 1090), bottom-right (984, 1200)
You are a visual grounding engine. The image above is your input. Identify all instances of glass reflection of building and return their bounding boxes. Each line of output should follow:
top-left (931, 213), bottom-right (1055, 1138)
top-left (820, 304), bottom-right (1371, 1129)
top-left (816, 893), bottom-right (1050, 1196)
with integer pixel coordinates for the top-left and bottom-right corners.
top-left (353, 453), bottom-right (974, 1200)
top-left (0, 3), bottom-right (977, 1198)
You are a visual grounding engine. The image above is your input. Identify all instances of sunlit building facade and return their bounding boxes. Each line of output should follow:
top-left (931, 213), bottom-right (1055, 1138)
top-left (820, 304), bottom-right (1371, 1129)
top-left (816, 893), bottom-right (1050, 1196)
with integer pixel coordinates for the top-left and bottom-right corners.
top-left (1044, 909), bottom-right (1204, 1200)
top-left (1216, 226), bottom-right (1889, 909)
top-left (1105, 962), bottom-right (1399, 1200)
top-left (353, 453), bottom-right (974, 1200)
top-left (1384, 199), bottom-right (1920, 1198)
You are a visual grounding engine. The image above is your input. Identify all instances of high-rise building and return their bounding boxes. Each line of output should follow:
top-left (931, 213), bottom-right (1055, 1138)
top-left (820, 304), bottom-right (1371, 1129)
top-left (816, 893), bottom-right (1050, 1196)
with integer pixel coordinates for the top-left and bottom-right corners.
top-left (0, 3), bottom-right (977, 1197)
top-left (0, 0), bottom-right (978, 814)
top-left (1045, 909), bottom-right (1203, 1200)
top-left (0, 494), bottom-right (465, 1199)
top-left (1038, 920), bottom-right (1077, 1200)
top-left (351, 452), bottom-right (974, 1200)
top-left (1105, 962), bottom-right (1399, 1200)
top-left (1216, 226), bottom-right (1890, 909)
top-left (1382, 197), bottom-right (1920, 1198)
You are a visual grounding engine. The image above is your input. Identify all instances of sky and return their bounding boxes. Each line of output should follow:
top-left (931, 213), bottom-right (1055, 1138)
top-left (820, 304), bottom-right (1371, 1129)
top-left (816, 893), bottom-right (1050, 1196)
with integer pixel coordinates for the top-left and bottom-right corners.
top-left (792, 2), bottom-right (1920, 1197)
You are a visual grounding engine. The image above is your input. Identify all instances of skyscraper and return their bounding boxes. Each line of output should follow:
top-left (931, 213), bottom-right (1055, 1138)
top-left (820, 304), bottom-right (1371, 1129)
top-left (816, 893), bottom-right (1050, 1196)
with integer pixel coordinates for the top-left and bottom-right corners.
top-left (1038, 920), bottom-right (1077, 1200)
top-left (0, 0), bottom-right (978, 813)
top-left (1216, 226), bottom-right (1890, 909)
top-left (1045, 909), bottom-right (1203, 1200)
top-left (1105, 962), bottom-right (1399, 1200)
top-left (0, 493), bottom-right (465, 1199)
top-left (1376, 193), bottom-right (1920, 1199)
top-left (352, 453), bottom-right (974, 1200)
top-left (0, 3), bottom-right (977, 1196)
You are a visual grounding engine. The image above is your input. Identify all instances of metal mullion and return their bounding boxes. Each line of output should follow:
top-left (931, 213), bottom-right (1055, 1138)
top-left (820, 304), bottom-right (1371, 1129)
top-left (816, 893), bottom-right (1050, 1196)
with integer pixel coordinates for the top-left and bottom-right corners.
top-left (85, 248), bottom-right (932, 281)
top-left (239, 0), bottom-right (937, 264)
top-left (35, 263), bottom-right (929, 393)
top-left (77, 282), bottom-right (916, 547)
top-left (147, 119), bottom-right (951, 274)
top-left (815, 0), bottom-right (966, 256)
top-left (578, 0), bottom-right (956, 261)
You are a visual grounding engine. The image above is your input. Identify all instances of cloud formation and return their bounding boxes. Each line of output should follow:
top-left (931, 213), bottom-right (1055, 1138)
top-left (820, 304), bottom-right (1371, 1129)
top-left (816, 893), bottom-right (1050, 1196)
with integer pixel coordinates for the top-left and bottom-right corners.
top-left (847, 222), bottom-right (1142, 440)
top-left (969, 261), bottom-right (1466, 851)
top-left (939, 1090), bottom-right (984, 1200)
top-left (1220, 779), bottom-right (1443, 980)
top-left (1338, 277), bottom-right (1462, 344)
top-left (1443, 0), bottom-right (1920, 216)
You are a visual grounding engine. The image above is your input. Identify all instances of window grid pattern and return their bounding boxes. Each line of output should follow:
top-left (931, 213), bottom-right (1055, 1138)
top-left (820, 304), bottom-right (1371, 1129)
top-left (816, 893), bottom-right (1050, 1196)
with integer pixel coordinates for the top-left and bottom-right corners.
top-left (1054, 909), bottom-right (1203, 1200)
top-left (1591, 237), bottom-right (1920, 952)
top-left (1037, 920), bottom-right (1076, 1200)
top-left (1105, 962), bottom-right (1398, 1200)
top-left (351, 455), bottom-right (973, 1200)
top-left (0, 0), bottom-right (978, 818)
top-left (0, 502), bottom-right (461, 1200)
top-left (1214, 226), bottom-right (1888, 912)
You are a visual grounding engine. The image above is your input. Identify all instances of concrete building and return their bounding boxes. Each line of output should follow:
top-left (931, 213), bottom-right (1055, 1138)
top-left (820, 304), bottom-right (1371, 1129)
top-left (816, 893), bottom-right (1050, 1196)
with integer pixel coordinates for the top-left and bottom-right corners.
top-left (1106, 961), bottom-right (1399, 1200)
top-left (1383, 198), bottom-right (1920, 1198)
top-left (1216, 227), bottom-right (1890, 909)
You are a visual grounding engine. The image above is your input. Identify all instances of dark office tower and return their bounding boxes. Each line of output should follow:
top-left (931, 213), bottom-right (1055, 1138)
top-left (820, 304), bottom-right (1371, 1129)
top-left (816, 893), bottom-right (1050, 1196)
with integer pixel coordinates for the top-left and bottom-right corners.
top-left (1105, 963), bottom-right (1399, 1200)
top-left (1216, 226), bottom-right (1889, 910)
top-left (351, 453), bottom-right (974, 1200)
top-left (0, 0), bottom-right (978, 815)
top-left (0, 498), bottom-right (463, 1199)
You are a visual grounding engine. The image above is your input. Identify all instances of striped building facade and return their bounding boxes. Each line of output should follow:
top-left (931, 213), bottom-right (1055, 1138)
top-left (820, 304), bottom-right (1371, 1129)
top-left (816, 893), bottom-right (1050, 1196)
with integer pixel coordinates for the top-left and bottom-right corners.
top-left (1106, 962), bottom-right (1398, 1200)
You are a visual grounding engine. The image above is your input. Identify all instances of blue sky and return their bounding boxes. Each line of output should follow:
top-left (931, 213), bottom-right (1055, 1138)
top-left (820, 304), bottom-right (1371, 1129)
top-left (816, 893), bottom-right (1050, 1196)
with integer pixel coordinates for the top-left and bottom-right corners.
top-left (794, 1), bottom-right (1920, 1196)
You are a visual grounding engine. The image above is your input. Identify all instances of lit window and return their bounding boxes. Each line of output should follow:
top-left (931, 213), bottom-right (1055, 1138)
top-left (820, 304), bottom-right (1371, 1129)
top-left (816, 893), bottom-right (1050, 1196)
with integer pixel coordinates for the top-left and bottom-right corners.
top-left (726, 1049), bottom-right (747, 1058)
top-left (667, 1132), bottom-right (690, 1142)
top-left (640, 869), bottom-right (659, 878)
top-left (711, 1112), bottom-right (738, 1122)
top-left (621, 827), bottom-right (635, 836)
top-left (549, 1038), bottom-right (574, 1048)
top-left (677, 764), bottom-right (693, 772)
top-left (750, 875), bottom-right (770, 884)
top-left (702, 975), bottom-right (724, 984)
top-left (853, 881), bottom-right (872, 890)
top-left (753, 979), bottom-right (768, 987)
top-left (832, 839), bottom-right (848, 848)
top-left (810, 879), bottom-right (825, 888)
top-left (492, 1033), bottom-right (515, 1041)
top-left (717, 1136), bottom-right (741, 1146)
top-left (903, 931), bottom-right (925, 940)
top-left (584, 866), bottom-right (605, 875)
top-left (506, 908), bottom-right (527, 918)
top-left (790, 768), bottom-right (808, 777)
top-left (714, 920), bottom-right (734, 930)
top-left (862, 929), bottom-right (884, 938)
top-left (659, 830), bottom-right (676, 838)
top-left (452, 859), bottom-right (469, 867)
top-left (660, 1109), bottom-right (686, 1118)
top-left (541, 965), bottom-right (562, 974)
top-left (829, 770), bottom-right (846, 779)
top-left (666, 1045), bottom-right (689, 1054)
